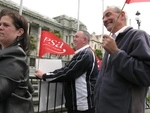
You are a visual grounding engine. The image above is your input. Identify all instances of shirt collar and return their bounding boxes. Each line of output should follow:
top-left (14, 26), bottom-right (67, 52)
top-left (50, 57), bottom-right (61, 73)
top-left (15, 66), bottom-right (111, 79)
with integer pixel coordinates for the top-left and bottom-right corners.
top-left (75, 45), bottom-right (90, 54)
top-left (114, 26), bottom-right (129, 37)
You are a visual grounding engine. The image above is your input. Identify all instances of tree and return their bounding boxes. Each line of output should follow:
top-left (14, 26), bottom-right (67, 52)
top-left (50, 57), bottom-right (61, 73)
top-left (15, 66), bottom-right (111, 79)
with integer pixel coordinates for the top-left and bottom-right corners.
top-left (94, 49), bottom-right (102, 60)
top-left (29, 35), bottom-right (37, 52)
top-left (50, 30), bottom-right (62, 39)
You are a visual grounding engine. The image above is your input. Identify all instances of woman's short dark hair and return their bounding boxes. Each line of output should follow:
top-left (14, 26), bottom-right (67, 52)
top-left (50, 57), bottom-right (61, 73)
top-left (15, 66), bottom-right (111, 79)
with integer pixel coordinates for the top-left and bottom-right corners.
top-left (0, 9), bottom-right (30, 55)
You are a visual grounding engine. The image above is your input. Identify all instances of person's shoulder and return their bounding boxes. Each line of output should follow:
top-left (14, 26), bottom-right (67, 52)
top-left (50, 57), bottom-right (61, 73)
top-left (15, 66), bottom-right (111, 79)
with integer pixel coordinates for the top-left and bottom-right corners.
top-left (82, 47), bottom-right (94, 57)
top-left (132, 29), bottom-right (150, 38)
top-left (81, 47), bottom-right (92, 53)
top-left (0, 45), bottom-right (26, 57)
top-left (121, 27), bottom-right (149, 37)
top-left (75, 47), bottom-right (91, 56)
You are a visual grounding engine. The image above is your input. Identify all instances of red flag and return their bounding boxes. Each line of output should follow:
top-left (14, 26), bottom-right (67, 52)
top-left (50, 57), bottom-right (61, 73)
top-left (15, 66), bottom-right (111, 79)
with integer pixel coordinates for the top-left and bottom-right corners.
top-left (96, 56), bottom-right (102, 70)
top-left (39, 30), bottom-right (75, 58)
top-left (126, 0), bottom-right (150, 4)
top-left (89, 47), bottom-right (102, 70)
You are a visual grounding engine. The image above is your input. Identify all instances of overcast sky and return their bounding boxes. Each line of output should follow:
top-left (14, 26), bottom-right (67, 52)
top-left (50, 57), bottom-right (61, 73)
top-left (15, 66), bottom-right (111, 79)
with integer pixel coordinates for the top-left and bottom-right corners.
top-left (10, 0), bottom-right (150, 34)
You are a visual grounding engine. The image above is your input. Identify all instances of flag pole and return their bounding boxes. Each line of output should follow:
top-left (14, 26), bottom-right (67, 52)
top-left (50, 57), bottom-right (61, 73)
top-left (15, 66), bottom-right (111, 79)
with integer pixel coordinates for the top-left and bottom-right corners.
top-left (19, 0), bottom-right (23, 15)
top-left (36, 26), bottom-right (42, 69)
top-left (102, 0), bottom-right (104, 35)
top-left (77, 0), bottom-right (80, 31)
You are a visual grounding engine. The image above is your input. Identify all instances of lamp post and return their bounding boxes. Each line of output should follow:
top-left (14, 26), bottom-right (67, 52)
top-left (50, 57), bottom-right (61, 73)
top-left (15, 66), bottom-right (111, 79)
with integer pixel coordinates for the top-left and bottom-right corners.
top-left (135, 11), bottom-right (141, 29)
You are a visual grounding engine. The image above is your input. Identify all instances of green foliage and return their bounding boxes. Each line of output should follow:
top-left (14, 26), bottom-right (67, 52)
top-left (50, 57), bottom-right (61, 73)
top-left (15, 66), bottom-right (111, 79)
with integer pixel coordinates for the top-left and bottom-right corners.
top-left (50, 30), bottom-right (62, 39)
top-left (147, 95), bottom-right (150, 102)
top-left (29, 35), bottom-right (37, 51)
top-left (146, 95), bottom-right (150, 108)
top-left (94, 49), bottom-right (102, 60)
top-left (71, 42), bottom-right (74, 48)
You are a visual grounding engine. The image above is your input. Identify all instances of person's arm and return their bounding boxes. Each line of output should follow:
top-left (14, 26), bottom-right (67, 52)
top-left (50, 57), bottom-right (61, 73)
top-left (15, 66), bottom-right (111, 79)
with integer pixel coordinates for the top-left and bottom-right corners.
top-left (0, 77), bottom-right (18, 102)
top-left (35, 49), bottom-right (93, 82)
top-left (0, 46), bottom-right (30, 101)
top-left (111, 31), bottom-right (150, 86)
top-left (28, 80), bottom-right (34, 94)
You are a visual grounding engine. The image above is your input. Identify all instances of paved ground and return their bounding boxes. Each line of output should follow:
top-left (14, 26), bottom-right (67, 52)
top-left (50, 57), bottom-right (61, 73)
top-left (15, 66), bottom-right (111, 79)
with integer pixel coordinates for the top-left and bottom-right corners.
top-left (146, 109), bottom-right (150, 113)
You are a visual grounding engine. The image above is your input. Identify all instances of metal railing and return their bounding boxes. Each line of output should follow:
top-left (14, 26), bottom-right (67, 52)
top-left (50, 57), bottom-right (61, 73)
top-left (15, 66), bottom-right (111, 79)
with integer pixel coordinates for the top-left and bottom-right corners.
top-left (29, 76), bottom-right (150, 113)
top-left (29, 76), bottom-right (67, 113)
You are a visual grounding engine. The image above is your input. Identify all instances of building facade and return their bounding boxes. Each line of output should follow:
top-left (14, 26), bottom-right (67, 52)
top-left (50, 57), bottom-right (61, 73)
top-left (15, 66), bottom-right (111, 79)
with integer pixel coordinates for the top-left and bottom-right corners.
top-left (0, 0), bottom-right (103, 73)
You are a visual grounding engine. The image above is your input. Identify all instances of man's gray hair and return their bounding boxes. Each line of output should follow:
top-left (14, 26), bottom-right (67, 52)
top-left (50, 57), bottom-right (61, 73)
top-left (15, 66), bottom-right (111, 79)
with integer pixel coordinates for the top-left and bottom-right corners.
top-left (81, 30), bottom-right (91, 43)
top-left (106, 6), bottom-right (128, 20)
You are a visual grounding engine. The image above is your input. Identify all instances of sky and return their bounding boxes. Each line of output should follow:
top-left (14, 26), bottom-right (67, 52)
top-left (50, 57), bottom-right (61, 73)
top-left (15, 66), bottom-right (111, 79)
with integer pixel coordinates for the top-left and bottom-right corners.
top-left (9, 0), bottom-right (150, 35)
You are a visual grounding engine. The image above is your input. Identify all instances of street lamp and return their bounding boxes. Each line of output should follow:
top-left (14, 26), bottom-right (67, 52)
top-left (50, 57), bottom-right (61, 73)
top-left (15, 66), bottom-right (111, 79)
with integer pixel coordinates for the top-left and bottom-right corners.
top-left (135, 11), bottom-right (141, 29)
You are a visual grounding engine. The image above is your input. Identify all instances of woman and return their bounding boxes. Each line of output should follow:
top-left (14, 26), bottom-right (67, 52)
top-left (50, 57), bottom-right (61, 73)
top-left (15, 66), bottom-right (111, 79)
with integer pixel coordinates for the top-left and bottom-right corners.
top-left (0, 9), bottom-right (34, 113)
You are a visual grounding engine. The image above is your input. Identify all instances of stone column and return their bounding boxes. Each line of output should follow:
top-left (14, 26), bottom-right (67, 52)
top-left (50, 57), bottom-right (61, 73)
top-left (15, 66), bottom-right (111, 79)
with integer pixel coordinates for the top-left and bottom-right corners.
top-left (37, 25), bottom-right (42, 57)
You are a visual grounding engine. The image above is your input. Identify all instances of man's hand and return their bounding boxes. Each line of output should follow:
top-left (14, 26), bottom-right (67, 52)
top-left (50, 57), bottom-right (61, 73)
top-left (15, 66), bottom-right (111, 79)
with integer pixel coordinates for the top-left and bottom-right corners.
top-left (34, 69), bottom-right (45, 79)
top-left (102, 34), bottom-right (119, 54)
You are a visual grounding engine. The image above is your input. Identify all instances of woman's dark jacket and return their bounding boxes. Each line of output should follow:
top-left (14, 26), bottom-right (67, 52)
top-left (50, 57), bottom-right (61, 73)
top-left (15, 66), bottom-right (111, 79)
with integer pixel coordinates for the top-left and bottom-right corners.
top-left (0, 45), bottom-right (34, 113)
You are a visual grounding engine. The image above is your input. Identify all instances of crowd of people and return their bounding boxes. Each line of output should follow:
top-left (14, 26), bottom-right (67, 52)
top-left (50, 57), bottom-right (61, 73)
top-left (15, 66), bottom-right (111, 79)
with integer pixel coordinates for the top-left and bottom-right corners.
top-left (1, 4), bottom-right (150, 113)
